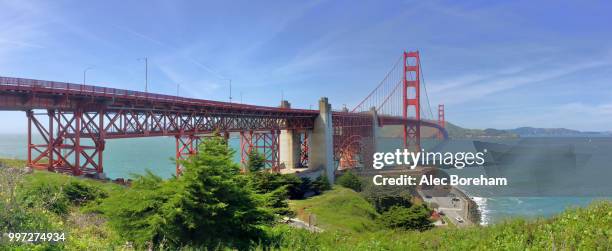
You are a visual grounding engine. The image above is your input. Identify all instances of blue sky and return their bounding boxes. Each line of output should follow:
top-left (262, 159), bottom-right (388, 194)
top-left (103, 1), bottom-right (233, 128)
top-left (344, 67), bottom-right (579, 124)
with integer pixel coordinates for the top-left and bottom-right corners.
top-left (1, 0), bottom-right (611, 132)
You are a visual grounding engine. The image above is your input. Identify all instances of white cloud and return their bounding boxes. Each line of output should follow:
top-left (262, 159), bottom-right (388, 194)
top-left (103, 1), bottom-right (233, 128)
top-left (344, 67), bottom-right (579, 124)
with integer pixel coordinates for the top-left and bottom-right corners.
top-left (433, 59), bottom-right (611, 105)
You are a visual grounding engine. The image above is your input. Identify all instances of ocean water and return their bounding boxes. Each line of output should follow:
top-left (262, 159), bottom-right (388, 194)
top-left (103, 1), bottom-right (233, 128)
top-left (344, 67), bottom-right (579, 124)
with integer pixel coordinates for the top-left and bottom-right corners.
top-left (377, 137), bottom-right (608, 225)
top-left (437, 137), bottom-right (610, 225)
top-left (0, 133), bottom-right (242, 179)
top-left (0, 133), bottom-right (607, 224)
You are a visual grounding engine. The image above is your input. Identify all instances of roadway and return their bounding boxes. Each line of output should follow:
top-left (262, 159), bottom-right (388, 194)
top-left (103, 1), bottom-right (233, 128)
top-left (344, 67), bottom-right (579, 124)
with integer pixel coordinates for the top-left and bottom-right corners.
top-left (419, 190), bottom-right (472, 228)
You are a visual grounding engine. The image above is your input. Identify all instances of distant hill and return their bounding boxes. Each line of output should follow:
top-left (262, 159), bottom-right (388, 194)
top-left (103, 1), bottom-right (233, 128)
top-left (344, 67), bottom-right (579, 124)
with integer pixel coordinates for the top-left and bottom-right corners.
top-left (379, 122), bottom-right (606, 139)
top-left (447, 124), bottom-right (608, 138)
top-left (445, 122), bottom-right (518, 139)
top-left (506, 127), bottom-right (605, 136)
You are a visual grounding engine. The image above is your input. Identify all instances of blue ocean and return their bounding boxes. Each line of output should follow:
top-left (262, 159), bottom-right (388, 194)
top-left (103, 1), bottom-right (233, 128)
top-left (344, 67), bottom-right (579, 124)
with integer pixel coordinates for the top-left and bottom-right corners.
top-left (0, 133), bottom-right (605, 225)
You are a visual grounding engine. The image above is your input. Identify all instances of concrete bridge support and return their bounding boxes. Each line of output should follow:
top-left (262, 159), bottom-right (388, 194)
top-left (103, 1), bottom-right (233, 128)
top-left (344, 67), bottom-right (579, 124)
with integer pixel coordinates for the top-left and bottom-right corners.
top-left (309, 97), bottom-right (335, 184)
top-left (279, 129), bottom-right (301, 169)
top-left (279, 100), bottom-right (302, 170)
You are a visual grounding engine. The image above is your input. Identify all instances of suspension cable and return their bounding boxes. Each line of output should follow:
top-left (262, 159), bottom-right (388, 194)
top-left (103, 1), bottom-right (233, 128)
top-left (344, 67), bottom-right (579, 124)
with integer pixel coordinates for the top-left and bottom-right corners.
top-left (418, 55), bottom-right (434, 120)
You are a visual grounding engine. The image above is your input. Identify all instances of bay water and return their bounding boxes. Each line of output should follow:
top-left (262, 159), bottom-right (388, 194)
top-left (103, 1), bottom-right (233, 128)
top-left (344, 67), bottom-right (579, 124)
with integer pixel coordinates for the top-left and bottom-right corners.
top-left (0, 133), bottom-right (605, 225)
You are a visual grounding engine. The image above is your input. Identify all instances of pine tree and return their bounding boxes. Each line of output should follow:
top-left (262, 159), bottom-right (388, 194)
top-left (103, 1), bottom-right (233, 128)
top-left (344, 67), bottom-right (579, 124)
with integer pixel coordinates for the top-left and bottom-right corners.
top-left (247, 149), bottom-right (266, 172)
top-left (102, 136), bottom-right (274, 249)
top-left (162, 136), bottom-right (274, 248)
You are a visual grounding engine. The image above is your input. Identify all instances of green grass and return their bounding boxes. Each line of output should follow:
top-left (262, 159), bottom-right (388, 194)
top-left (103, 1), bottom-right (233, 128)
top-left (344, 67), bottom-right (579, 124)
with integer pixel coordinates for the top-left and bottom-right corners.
top-left (0, 158), bottom-right (27, 169)
top-left (1, 157), bottom-right (124, 196)
top-left (4, 158), bottom-right (610, 250)
top-left (24, 170), bottom-right (125, 196)
top-left (270, 201), bottom-right (611, 250)
top-left (442, 215), bottom-right (456, 228)
top-left (290, 187), bottom-right (379, 233)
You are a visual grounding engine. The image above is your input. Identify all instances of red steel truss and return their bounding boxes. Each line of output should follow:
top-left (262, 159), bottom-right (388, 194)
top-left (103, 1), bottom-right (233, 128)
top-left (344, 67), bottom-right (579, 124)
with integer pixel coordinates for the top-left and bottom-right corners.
top-left (299, 132), bottom-right (309, 168)
top-left (0, 76), bottom-right (316, 176)
top-left (240, 131), bottom-right (280, 171)
top-left (332, 112), bottom-right (374, 170)
top-left (403, 51), bottom-right (421, 152)
top-left (175, 135), bottom-right (201, 175)
top-left (0, 49), bottom-right (449, 177)
top-left (27, 109), bottom-right (105, 176)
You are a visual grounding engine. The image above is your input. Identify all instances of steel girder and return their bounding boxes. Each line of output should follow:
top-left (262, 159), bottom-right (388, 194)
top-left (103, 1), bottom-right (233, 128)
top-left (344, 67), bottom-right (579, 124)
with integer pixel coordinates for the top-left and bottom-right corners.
top-left (240, 130), bottom-right (280, 172)
top-left (27, 109), bottom-right (104, 176)
top-left (332, 112), bottom-right (374, 170)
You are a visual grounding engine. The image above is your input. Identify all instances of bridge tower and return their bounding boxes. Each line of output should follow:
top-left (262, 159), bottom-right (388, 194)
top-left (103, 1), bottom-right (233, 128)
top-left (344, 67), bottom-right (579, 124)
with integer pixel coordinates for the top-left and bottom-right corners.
top-left (403, 51), bottom-right (421, 151)
top-left (438, 104), bottom-right (445, 139)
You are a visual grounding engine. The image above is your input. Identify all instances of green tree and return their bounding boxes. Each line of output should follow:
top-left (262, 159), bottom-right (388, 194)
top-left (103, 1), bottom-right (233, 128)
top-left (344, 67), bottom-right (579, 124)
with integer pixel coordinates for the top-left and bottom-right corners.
top-left (281, 174), bottom-right (309, 199)
top-left (312, 174), bottom-right (331, 195)
top-left (100, 170), bottom-right (171, 247)
top-left (377, 205), bottom-right (433, 231)
top-left (102, 136), bottom-right (274, 249)
top-left (336, 171), bottom-right (362, 192)
top-left (247, 150), bottom-right (266, 172)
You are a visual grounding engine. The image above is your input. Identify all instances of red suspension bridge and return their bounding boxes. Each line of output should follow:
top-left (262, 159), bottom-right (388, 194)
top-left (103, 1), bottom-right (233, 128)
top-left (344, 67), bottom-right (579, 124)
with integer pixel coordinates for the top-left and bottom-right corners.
top-left (0, 51), bottom-right (447, 180)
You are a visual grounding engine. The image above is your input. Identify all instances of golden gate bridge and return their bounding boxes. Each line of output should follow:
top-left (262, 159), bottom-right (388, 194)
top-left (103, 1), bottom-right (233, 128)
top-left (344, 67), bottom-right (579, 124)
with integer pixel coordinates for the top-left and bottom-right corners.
top-left (0, 51), bottom-right (447, 181)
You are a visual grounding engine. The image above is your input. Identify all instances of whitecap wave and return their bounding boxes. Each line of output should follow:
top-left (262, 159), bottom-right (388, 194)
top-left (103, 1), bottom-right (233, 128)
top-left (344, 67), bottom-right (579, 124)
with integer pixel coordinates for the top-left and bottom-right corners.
top-left (471, 196), bottom-right (490, 225)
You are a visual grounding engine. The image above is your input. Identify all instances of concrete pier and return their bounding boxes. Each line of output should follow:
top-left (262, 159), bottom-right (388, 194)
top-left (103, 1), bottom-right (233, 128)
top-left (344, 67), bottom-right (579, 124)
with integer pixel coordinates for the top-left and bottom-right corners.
top-left (279, 129), bottom-right (301, 169)
top-left (279, 100), bottom-right (302, 170)
top-left (309, 97), bottom-right (335, 184)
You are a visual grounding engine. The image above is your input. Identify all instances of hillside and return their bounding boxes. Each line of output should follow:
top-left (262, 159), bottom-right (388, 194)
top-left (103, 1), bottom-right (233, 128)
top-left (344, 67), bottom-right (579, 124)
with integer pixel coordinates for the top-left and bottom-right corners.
top-left (290, 187), bottom-right (379, 233)
top-left (444, 122), bottom-right (518, 139)
top-left (272, 188), bottom-right (611, 250)
top-left (380, 122), bottom-right (518, 139)
top-left (506, 127), bottom-right (609, 136)
top-left (2, 159), bottom-right (611, 250)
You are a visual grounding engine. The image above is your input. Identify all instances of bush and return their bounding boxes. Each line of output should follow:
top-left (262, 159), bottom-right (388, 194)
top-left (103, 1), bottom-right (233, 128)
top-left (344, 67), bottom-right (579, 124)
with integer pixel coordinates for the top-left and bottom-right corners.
top-left (281, 174), bottom-right (310, 199)
top-left (101, 136), bottom-right (274, 249)
top-left (0, 167), bottom-right (65, 250)
top-left (249, 172), bottom-right (287, 194)
top-left (362, 185), bottom-right (413, 213)
top-left (18, 179), bottom-right (70, 216)
top-left (262, 186), bottom-right (294, 216)
top-left (99, 171), bottom-right (171, 247)
top-left (377, 205), bottom-right (433, 231)
top-left (311, 175), bottom-right (331, 195)
top-left (336, 171), bottom-right (362, 192)
top-left (63, 181), bottom-right (108, 205)
top-left (372, 194), bottom-right (413, 213)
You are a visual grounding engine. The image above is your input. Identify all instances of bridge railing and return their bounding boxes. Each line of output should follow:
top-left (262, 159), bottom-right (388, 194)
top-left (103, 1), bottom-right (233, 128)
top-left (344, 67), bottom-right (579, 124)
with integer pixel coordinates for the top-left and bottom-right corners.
top-left (0, 76), bottom-right (317, 114)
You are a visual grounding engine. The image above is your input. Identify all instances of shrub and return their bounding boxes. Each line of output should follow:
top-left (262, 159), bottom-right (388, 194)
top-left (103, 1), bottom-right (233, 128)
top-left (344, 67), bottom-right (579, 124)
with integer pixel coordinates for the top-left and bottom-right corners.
top-left (99, 170), bottom-right (170, 247)
top-left (336, 171), bottom-right (362, 192)
top-left (246, 171), bottom-right (294, 216)
top-left (0, 167), bottom-right (64, 250)
top-left (101, 136), bottom-right (274, 249)
top-left (280, 174), bottom-right (310, 199)
top-left (361, 182), bottom-right (414, 213)
top-left (262, 186), bottom-right (294, 216)
top-left (311, 174), bottom-right (331, 195)
top-left (63, 181), bottom-right (108, 205)
top-left (377, 205), bottom-right (433, 231)
top-left (249, 172), bottom-right (287, 194)
top-left (372, 194), bottom-right (413, 213)
top-left (18, 180), bottom-right (70, 216)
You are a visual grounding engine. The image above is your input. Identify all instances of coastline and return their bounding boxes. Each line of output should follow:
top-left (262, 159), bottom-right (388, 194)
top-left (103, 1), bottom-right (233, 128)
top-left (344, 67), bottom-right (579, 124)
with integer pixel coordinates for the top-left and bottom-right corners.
top-left (451, 186), bottom-right (482, 225)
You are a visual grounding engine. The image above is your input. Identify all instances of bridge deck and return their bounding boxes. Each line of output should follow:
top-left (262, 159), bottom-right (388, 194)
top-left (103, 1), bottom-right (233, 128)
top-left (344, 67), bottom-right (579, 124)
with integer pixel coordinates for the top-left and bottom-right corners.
top-left (0, 76), bottom-right (318, 116)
